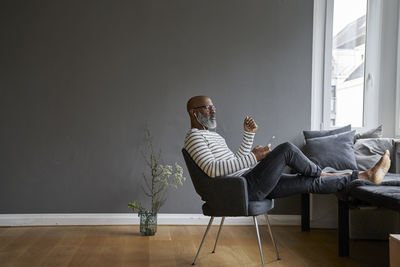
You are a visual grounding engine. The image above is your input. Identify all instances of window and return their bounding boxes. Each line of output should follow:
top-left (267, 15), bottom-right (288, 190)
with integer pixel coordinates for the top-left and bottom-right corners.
top-left (312, 0), bottom-right (382, 130)
top-left (329, 0), bottom-right (367, 127)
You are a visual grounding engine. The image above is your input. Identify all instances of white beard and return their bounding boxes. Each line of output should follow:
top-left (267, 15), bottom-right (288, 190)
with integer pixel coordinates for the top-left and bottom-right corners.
top-left (195, 111), bottom-right (217, 130)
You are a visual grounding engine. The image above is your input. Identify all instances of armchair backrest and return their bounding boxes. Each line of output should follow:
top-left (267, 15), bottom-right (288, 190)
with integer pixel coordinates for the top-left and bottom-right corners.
top-left (181, 149), bottom-right (213, 201)
top-left (182, 148), bottom-right (250, 216)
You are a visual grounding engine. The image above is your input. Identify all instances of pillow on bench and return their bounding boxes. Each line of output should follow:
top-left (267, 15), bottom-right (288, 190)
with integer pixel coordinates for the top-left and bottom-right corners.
top-left (354, 138), bottom-right (396, 171)
top-left (304, 130), bottom-right (357, 170)
top-left (303, 124), bottom-right (351, 139)
top-left (354, 125), bottom-right (383, 141)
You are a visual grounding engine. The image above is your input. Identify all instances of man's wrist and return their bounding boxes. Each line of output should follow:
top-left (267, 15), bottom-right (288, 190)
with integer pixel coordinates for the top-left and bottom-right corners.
top-left (244, 130), bottom-right (256, 135)
top-left (250, 152), bottom-right (258, 163)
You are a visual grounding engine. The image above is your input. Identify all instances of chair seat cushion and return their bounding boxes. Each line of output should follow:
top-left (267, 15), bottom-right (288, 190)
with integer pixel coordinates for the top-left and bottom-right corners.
top-left (248, 199), bottom-right (274, 216)
top-left (203, 199), bottom-right (274, 217)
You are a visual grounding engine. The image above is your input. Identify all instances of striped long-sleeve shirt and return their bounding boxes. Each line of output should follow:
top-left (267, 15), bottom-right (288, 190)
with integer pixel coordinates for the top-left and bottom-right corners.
top-left (184, 128), bottom-right (257, 178)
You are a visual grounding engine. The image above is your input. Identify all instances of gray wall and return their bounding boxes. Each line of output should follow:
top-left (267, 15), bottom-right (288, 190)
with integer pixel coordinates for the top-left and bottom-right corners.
top-left (0, 0), bottom-right (313, 214)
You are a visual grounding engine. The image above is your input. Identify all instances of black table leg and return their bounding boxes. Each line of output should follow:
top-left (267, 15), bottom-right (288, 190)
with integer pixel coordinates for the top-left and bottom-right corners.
top-left (301, 193), bottom-right (310, 232)
top-left (338, 199), bottom-right (349, 257)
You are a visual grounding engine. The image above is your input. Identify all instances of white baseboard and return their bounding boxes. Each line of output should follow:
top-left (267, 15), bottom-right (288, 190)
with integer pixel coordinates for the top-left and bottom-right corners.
top-left (0, 213), bottom-right (300, 227)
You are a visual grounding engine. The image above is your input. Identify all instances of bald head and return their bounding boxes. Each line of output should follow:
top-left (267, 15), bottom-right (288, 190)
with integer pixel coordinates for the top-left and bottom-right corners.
top-left (186, 96), bottom-right (211, 113)
top-left (186, 96), bottom-right (216, 130)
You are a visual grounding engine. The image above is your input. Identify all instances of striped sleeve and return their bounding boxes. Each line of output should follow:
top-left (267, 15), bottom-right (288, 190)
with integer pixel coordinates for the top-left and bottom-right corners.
top-left (184, 131), bottom-right (257, 178)
top-left (235, 131), bottom-right (255, 157)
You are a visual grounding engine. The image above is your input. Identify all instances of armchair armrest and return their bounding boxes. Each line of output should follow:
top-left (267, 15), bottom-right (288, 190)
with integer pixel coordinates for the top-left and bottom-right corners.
top-left (201, 176), bottom-right (249, 216)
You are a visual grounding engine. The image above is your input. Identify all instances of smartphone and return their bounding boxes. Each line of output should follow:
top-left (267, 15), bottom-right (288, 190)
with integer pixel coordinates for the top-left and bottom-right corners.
top-left (267, 135), bottom-right (276, 147)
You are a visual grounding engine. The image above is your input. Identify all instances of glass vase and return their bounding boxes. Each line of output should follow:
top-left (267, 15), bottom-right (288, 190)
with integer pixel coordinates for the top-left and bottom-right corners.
top-left (140, 211), bottom-right (157, 236)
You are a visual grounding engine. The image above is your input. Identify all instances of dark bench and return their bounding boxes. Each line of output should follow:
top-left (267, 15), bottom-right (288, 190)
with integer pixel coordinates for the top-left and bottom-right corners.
top-left (301, 173), bottom-right (400, 257)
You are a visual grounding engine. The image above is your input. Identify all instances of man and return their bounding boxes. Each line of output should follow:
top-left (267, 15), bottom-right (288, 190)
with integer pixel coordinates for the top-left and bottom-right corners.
top-left (184, 96), bottom-right (391, 201)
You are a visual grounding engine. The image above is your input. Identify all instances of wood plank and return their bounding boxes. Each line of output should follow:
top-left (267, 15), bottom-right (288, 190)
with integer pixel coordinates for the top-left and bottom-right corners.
top-left (42, 227), bottom-right (87, 267)
top-left (0, 226), bottom-right (46, 266)
top-left (120, 226), bottom-right (149, 267)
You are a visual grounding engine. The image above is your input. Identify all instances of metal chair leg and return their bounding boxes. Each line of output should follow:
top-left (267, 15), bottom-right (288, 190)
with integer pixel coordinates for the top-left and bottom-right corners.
top-left (264, 213), bottom-right (280, 260)
top-left (253, 216), bottom-right (265, 267)
top-left (192, 216), bottom-right (214, 265)
top-left (212, 217), bottom-right (225, 253)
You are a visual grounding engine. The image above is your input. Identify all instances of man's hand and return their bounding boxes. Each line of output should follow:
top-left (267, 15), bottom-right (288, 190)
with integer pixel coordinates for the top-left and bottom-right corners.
top-left (252, 144), bottom-right (271, 162)
top-left (244, 116), bottom-right (258, 133)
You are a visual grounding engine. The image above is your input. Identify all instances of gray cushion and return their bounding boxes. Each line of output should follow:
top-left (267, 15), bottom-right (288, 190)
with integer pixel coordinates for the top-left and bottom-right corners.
top-left (303, 124), bottom-right (351, 140)
top-left (347, 173), bottom-right (400, 189)
top-left (346, 174), bottom-right (400, 212)
top-left (354, 125), bottom-right (383, 140)
top-left (304, 130), bottom-right (357, 170)
top-left (337, 173), bottom-right (400, 201)
top-left (350, 185), bottom-right (400, 211)
top-left (354, 138), bottom-right (395, 171)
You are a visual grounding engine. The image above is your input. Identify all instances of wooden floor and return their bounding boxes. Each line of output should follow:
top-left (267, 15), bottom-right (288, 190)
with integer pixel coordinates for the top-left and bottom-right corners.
top-left (0, 225), bottom-right (388, 267)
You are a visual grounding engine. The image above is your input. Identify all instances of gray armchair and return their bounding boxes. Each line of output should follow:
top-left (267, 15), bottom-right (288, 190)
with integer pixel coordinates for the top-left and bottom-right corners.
top-left (182, 149), bottom-right (280, 266)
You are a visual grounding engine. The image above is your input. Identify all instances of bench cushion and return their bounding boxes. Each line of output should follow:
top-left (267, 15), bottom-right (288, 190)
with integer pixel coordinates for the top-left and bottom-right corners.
top-left (350, 186), bottom-right (400, 211)
top-left (347, 173), bottom-right (400, 189)
top-left (336, 173), bottom-right (400, 211)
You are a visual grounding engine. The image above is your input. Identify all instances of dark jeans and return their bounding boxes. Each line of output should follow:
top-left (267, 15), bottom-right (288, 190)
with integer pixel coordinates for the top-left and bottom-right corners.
top-left (243, 142), bottom-right (358, 201)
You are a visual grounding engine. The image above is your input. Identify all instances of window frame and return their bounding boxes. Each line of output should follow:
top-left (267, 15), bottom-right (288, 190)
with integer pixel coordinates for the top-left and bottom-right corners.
top-left (312, 0), bottom-right (382, 131)
top-left (396, 1), bottom-right (400, 137)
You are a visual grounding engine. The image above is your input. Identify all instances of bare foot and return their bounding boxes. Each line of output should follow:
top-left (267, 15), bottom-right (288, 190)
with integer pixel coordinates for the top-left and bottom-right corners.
top-left (358, 150), bottom-right (391, 184)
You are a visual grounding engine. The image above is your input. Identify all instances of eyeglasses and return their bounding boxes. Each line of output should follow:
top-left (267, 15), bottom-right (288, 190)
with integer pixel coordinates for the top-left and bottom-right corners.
top-left (193, 105), bottom-right (216, 111)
